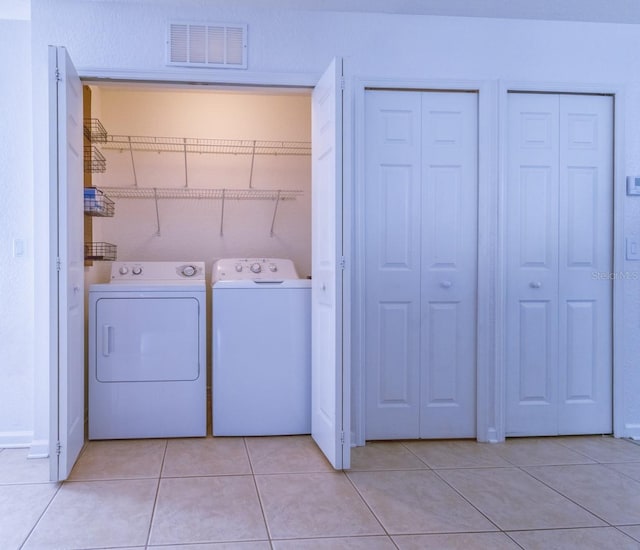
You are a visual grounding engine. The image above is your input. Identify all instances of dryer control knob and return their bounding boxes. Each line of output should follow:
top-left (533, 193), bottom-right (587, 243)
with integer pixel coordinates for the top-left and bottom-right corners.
top-left (250, 262), bottom-right (262, 274)
top-left (182, 265), bottom-right (197, 277)
top-left (268, 263), bottom-right (278, 272)
top-left (119, 266), bottom-right (129, 275)
top-left (132, 266), bottom-right (142, 275)
top-left (235, 264), bottom-right (243, 272)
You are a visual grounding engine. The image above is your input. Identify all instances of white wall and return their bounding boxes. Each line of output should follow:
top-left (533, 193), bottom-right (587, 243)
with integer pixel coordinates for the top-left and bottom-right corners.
top-left (0, 18), bottom-right (35, 448)
top-left (90, 86), bottom-right (311, 279)
top-left (3, 0), bottom-right (640, 450)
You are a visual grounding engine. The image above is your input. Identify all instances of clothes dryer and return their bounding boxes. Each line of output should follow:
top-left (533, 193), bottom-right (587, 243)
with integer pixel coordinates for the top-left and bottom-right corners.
top-left (212, 258), bottom-right (311, 436)
top-left (89, 261), bottom-right (206, 439)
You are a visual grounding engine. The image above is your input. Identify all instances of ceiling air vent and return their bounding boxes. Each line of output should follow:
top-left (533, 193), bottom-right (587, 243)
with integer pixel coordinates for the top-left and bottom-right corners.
top-left (168, 22), bottom-right (248, 69)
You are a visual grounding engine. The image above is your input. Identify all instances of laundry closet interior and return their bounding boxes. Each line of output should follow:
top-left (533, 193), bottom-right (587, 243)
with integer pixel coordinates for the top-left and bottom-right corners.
top-left (82, 81), bottom-right (313, 436)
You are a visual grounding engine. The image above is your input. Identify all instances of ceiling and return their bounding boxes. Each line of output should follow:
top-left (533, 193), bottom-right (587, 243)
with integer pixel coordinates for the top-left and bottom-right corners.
top-left (268, 0), bottom-right (640, 25)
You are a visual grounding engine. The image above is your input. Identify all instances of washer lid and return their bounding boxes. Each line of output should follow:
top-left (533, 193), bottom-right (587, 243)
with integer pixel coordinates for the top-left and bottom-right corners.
top-left (212, 258), bottom-right (299, 282)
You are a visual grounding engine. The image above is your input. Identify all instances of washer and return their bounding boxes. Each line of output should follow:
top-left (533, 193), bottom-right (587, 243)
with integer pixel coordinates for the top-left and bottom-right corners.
top-left (89, 261), bottom-right (206, 439)
top-left (212, 258), bottom-right (311, 436)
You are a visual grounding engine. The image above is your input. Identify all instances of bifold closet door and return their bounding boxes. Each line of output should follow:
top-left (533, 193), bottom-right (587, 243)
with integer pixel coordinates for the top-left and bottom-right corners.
top-left (364, 90), bottom-right (478, 440)
top-left (506, 92), bottom-right (613, 436)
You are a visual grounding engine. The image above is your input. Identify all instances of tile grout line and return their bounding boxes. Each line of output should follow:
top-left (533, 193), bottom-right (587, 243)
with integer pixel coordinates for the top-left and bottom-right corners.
top-left (144, 438), bottom-right (169, 548)
top-left (341, 469), bottom-right (403, 549)
top-left (18, 481), bottom-right (63, 550)
top-left (428, 466), bottom-right (504, 534)
top-left (514, 463), bottom-right (616, 528)
top-left (243, 437), bottom-right (275, 550)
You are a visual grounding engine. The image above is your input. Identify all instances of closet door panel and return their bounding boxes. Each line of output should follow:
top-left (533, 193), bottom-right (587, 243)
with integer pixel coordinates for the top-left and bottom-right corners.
top-left (420, 92), bottom-right (478, 439)
top-left (558, 94), bottom-right (613, 434)
top-left (365, 91), bottom-right (422, 439)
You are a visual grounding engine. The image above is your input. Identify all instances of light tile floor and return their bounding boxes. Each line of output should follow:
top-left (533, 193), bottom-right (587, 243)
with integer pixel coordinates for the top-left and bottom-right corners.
top-left (2, 435), bottom-right (640, 549)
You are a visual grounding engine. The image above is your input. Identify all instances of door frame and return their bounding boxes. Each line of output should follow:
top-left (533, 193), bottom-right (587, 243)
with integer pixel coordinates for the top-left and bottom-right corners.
top-left (498, 81), bottom-right (626, 441)
top-left (352, 78), bottom-right (499, 445)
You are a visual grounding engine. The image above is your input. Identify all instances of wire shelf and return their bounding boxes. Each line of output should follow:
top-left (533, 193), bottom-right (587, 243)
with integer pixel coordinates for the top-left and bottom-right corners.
top-left (83, 118), bottom-right (108, 143)
top-left (84, 187), bottom-right (115, 217)
top-left (100, 187), bottom-right (303, 200)
top-left (84, 146), bottom-right (106, 173)
top-left (102, 135), bottom-right (311, 156)
top-left (85, 242), bottom-right (117, 261)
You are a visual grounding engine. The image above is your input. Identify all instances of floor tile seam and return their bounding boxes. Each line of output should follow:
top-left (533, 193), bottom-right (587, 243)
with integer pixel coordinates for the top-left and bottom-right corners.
top-left (426, 467), bottom-right (503, 533)
top-left (243, 438), bottom-right (257, 476)
top-left (244, 440), bottom-right (273, 546)
top-left (269, 534), bottom-right (398, 542)
top-left (145, 439), bottom-right (168, 548)
top-left (347, 466), bottom-right (431, 474)
top-left (553, 437), bottom-right (616, 462)
top-left (252, 470), bottom-right (347, 477)
top-left (64, 475), bottom-right (162, 483)
top-left (428, 464), bottom-right (521, 470)
top-left (342, 468), bottom-right (411, 543)
top-left (504, 525), bottom-right (623, 533)
top-left (0, 480), bottom-right (59, 487)
top-left (614, 525), bottom-right (640, 543)
top-left (159, 471), bottom-right (255, 479)
top-left (514, 464), bottom-right (615, 527)
top-left (501, 530), bottom-right (528, 550)
top-left (17, 481), bottom-right (63, 550)
top-left (396, 441), bottom-right (433, 469)
top-left (595, 461), bottom-right (640, 485)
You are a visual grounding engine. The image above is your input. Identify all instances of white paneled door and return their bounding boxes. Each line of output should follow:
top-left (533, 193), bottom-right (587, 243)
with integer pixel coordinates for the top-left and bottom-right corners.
top-left (506, 92), bottom-right (613, 436)
top-left (311, 58), bottom-right (349, 468)
top-left (49, 46), bottom-right (85, 480)
top-left (364, 90), bottom-right (478, 440)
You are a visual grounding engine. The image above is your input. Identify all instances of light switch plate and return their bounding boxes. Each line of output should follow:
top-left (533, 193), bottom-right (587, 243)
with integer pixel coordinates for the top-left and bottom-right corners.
top-left (626, 238), bottom-right (640, 260)
top-left (627, 176), bottom-right (640, 196)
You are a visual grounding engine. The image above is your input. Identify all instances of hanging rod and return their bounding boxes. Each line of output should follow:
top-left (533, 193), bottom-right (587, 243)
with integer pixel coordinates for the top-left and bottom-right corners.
top-left (102, 135), bottom-right (311, 156)
top-left (100, 187), bottom-right (304, 201)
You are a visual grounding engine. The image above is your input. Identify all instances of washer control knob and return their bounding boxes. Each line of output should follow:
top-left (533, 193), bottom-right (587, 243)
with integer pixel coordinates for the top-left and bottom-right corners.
top-left (250, 262), bottom-right (262, 274)
top-left (235, 264), bottom-right (243, 272)
top-left (182, 265), bottom-right (197, 277)
top-left (268, 263), bottom-right (278, 272)
top-left (132, 266), bottom-right (143, 275)
top-left (119, 266), bottom-right (129, 275)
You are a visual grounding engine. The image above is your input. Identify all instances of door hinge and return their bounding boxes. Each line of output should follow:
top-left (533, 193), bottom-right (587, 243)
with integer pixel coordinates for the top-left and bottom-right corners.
top-left (339, 256), bottom-right (346, 270)
top-left (56, 257), bottom-right (62, 272)
top-left (56, 441), bottom-right (62, 456)
top-left (340, 76), bottom-right (345, 91)
top-left (340, 431), bottom-right (345, 445)
top-left (54, 67), bottom-right (62, 82)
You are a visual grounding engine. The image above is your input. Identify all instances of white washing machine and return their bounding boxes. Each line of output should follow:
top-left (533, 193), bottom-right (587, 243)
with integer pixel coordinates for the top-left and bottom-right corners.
top-left (89, 261), bottom-right (206, 439)
top-left (212, 258), bottom-right (311, 436)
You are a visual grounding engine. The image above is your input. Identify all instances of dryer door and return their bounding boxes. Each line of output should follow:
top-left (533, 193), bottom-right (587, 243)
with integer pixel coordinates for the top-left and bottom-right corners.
top-left (95, 297), bottom-right (201, 382)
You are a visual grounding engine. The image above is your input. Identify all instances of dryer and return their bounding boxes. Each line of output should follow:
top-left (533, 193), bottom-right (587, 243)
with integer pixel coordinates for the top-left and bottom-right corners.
top-left (89, 261), bottom-right (206, 439)
top-left (212, 258), bottom-right (311, 436)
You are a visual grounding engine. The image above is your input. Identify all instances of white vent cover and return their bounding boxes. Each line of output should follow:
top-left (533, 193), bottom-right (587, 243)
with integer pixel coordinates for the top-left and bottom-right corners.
top-left (168, 22), bottom-right (247, 69)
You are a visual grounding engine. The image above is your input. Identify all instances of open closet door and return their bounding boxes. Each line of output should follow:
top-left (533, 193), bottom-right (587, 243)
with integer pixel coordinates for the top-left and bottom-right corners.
top-left (49, 46), bottom-right (85, 481)
top-left (311, 58), bottom-right (349, 469)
